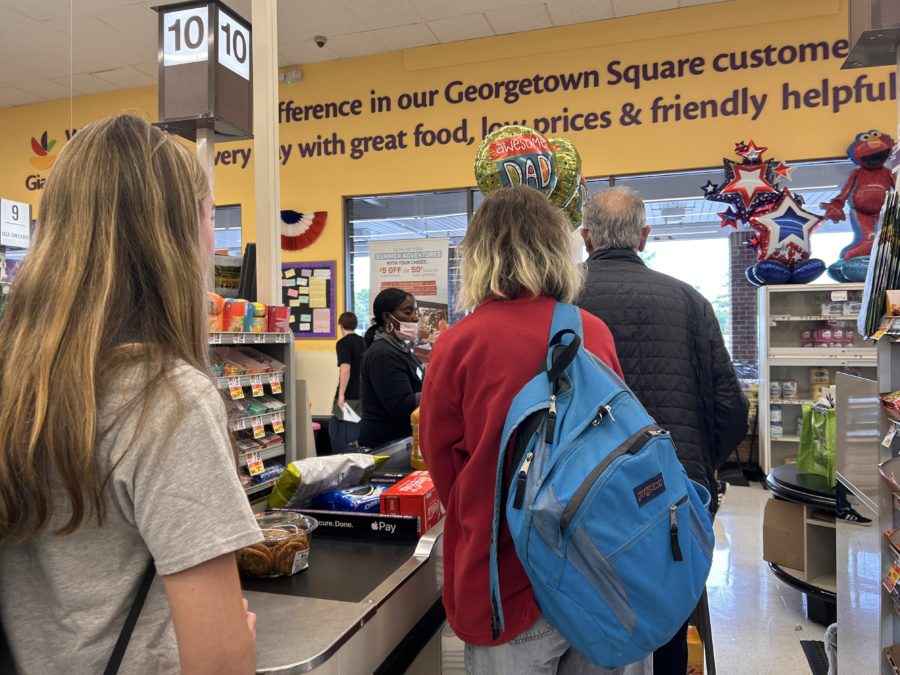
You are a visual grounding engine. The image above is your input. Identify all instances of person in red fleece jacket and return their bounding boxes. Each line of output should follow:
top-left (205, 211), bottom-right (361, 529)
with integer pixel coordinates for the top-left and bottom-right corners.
top-left (421, 186), bottom-right (648, 674)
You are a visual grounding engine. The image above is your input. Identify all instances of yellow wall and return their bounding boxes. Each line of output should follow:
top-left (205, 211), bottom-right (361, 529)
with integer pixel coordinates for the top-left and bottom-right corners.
top-left (0, 0), bottom-right (894, 411)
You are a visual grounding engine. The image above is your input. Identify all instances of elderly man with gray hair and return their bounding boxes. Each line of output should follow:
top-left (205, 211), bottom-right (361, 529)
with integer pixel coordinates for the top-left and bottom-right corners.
top-left (577, 186), bottom-right (748, 675)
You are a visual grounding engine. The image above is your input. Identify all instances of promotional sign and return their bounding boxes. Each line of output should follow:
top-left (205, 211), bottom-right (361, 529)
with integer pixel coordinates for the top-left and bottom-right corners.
top-left (0, 199), bottom-right (30, 249)
top-left (369, 238), bottom-right (449, 305)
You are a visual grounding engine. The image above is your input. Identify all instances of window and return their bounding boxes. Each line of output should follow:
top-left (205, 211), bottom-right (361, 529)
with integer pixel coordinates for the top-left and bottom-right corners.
top-left (346, 160), bottom-right (856, 349)
top-left (214, 204), bottom-right (242, 256)
top-left (346, 191), bottom-right (468, 331)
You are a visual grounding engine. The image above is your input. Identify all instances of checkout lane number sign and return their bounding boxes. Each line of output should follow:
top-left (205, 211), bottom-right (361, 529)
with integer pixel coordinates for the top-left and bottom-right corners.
top-left (0, 199), bottom-right (30, 249)
top-left (163, 6), bottom-right (210, 67)
top-left (217, 7), bottom-right (250, 81)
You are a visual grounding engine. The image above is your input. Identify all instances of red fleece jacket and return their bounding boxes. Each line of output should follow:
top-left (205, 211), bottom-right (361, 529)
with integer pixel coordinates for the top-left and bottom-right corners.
top-left (419, 295), bottom-right (622, 645)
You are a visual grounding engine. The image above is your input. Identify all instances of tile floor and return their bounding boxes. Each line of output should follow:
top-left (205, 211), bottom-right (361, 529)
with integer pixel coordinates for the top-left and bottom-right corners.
top-left (709, 483), bottom-right (823, 674)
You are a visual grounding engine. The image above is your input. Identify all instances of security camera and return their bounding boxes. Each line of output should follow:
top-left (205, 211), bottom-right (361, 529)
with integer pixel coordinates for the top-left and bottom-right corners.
top-left (314, 36), bottom-right (327, 48)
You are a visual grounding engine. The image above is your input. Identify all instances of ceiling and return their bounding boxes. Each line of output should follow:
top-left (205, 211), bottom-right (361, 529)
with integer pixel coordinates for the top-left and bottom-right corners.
top-left (0, 0), bottom-right (726, 109)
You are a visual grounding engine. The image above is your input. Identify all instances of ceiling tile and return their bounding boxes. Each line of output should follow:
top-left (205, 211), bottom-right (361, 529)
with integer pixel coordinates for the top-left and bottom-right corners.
top-left (612, 0), bottom-right (678, 17)
top-left (546, 0), bottom-right (614, 26)
top-left (326, 31), bottom-right (389, 60)
top-left (2, 0), bottom-right (64, 21)
top-left (132, 61), bottom-right (160, 80)
top-left (278, 43), bottom-right (340, 67)
top-left (12, 78), bottom-right (79, 101)
top-left (94, 4), bottom-right (158, 39)
top-left (0, 86), bottom-right (43, 107)
top-left (0, 5), bottom-right (37, 32)
top-left (427, 13), bottom-right (494, 43)
top-left (91, 66), bottom-right (156, 89)
top-left (277, 0), bottom-right (365, 38)
top-left (484, 4), bottom-right (551, 35)
top-left (52, 73), bottom-right (120, 96)
top-left (414, 0), bottom-right (521, 21)
top-left (343, 0), bottom-right (423, 31)
top-left (0, 65), bottom-right (40, 89)
top-left (372, 23), bottom-right (438, 51)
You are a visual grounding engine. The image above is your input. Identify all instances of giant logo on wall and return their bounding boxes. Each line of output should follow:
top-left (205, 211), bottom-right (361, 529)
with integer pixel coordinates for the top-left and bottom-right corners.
top-left (25, 129), bottom-right (75, 191)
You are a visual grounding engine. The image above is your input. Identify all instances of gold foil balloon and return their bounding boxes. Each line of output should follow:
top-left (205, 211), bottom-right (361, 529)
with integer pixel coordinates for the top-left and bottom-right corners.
top-left (548, 137), bottom-right (582, 210)
top-left (474, 125), bottom-right (557, 197)
top-left (564, 175), bottom-right (588, 229)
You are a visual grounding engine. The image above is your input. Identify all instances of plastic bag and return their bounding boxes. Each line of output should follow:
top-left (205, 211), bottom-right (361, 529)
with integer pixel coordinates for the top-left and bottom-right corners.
top-left (267, 453), bottom-right (385, 509)
top-left (797, 404), bottom-right (836, 487)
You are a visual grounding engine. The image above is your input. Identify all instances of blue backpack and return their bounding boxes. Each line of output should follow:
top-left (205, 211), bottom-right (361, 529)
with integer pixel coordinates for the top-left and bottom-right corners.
top-left (489, 303), bottom-right (714, 668)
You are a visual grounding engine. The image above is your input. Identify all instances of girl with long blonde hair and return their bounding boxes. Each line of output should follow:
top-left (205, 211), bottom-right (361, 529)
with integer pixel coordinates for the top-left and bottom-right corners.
top-left (0, 114), bottom-right (260, 674)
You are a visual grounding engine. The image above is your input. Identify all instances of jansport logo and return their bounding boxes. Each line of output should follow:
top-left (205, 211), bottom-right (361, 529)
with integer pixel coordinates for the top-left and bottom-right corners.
top-left (30, 131), bottom-right (57, 170)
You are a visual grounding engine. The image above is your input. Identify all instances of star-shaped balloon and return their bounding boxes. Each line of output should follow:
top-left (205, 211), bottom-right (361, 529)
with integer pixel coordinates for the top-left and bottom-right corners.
top-left (774, 162), bottom-right (795, 181)
top-left (747, 189), bottom-right (823, 265)
top-left (718, 209), bottom-right (739, 228)
top-left (701, 180), bottom-right (718, 196)
top-left (721, 162), bottom-right (778, 209)
top-left (737, 140), bottom-right (767, 163)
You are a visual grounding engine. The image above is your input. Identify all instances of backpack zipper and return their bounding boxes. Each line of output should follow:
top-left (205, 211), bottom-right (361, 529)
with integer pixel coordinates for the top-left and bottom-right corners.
top-left (544, 395), bottom-right (558, 443)
top-left (559, 426), bottom-right (663, 534)
top-left (670, 495), bottom-right (688, 562)
top-left (591, 403), bottom-right (616, 426)
top-left (512, 452), bottom-right (534, 509)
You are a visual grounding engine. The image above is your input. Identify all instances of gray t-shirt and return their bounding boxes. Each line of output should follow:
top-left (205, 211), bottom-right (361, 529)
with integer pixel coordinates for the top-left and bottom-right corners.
top-left (0, 364), bottom-right (263, 674)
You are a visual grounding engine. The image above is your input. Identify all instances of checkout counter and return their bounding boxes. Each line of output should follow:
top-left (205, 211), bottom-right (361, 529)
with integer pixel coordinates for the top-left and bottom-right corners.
top-left (245, 439), bottom-right (446, 674)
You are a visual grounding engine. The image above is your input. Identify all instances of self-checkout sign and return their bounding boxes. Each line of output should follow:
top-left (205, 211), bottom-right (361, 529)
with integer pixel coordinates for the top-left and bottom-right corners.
top-left (269, 374), bottom-right (282, 394)
top-left (245, 451), bottom-right (264, 476)
top-left (228, 377), bottom-right (245, 400)
top-left (252, 416), bottom-right (265, 439)
top-left (250, 375), bottom-right (264, 397)
top-left (272, 413), bottom-right (284, 434)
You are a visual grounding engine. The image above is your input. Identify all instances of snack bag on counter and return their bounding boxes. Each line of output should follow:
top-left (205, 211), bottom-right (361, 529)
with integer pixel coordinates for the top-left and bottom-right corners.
top-left (410, 408), bottom-right (426, 471)
top-left (208, 292), bottom-right (225, 332)
top-left (267, 305), bottom-right (291, 333)
top-left (311, 484), bottom-right (386, 512)
top-left (268, 453), bottom-right (389, 509)
top-left (246, 302), bottom-right (267, 333)
top-left (223, 299), bottom-right (248, 332)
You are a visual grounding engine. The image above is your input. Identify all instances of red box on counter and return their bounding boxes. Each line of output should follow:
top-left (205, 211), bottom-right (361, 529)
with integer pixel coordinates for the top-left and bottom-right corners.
top-left (379, 471), bottom-right (442, 537)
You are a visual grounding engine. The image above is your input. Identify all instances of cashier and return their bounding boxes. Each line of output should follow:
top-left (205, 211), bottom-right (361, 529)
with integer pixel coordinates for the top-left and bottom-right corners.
top-left (358, 288), bottom-right (424, 448)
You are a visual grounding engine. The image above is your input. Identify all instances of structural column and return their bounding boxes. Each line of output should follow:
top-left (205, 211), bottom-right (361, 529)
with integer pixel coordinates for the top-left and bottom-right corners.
top-left (252, 0), bottom-right (280, 305)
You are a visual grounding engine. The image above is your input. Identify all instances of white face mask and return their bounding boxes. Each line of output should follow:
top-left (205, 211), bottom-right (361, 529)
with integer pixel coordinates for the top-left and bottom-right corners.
top-left (396, 320), bottom-right (419, 342)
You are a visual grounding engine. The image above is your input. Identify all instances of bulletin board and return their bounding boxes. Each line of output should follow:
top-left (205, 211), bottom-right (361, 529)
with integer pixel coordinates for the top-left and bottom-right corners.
top-left (281, 261), bottom-right (336, 339)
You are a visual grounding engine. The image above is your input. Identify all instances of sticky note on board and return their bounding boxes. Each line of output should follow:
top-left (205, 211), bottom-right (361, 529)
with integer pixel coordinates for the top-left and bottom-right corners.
top-left (313, 269), bottom-right (332, 279)
top-left (301, 269), bottom-right (312, 277)
top-left (296, 277), bottom-right (308, 287)
top-left (281, 278), bottom-right (296, 287)
top-left (298, 287), bottom-right (310, 295)
top-left (289, 299), bottom-right (300, 307)
top-left (309, 277), bottom-right (327, 308)
top-left (287, 288), bottom-right (299, 298)
top-left (313, 308), bottom-right (331, 333)
top-left (301, 314), bottom-right (312, 322)
top-left (283, 268), bottom-right (296, 278)
top-left (300, 323), bottom-right (311, 331)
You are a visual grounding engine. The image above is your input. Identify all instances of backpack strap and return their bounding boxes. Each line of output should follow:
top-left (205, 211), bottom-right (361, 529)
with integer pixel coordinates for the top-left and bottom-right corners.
top-left (487, 303), bottom-right (584, 640)
top-left (103, 559), bottom-right (156, 675)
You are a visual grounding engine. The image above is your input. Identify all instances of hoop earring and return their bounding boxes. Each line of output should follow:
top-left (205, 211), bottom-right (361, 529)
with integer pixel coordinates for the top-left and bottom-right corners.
top-left (385, 322), bottom-right (396, 334)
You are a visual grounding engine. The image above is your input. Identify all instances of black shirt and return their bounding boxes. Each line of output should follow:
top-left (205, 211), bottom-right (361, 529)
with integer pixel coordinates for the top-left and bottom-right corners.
top-left (358, 332), bottom-right (424, 448)
top-left (335, 333), bottom-right (366, 401)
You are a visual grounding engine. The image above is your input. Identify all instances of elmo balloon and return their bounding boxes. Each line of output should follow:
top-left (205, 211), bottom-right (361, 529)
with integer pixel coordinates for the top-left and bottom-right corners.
top-left (822, 130), bottom-right (894, 282)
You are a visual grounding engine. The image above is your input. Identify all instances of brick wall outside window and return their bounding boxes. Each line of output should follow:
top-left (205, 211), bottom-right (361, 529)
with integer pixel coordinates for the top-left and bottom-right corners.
top-left (729, 230), bottom-right (759, 366)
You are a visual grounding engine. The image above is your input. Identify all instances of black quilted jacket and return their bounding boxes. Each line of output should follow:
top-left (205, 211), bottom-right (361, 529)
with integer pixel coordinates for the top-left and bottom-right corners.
top-left (577, 248), bottom-right (749, 500)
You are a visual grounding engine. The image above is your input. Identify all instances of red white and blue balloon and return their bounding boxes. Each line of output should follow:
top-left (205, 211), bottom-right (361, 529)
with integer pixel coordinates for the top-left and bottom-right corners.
top-left (702, 141), bottom-right (825, 286)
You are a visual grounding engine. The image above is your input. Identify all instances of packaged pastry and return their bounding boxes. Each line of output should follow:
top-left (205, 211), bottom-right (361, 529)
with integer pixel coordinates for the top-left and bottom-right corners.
top-left (311, 484), bottom-right (386, 512)
top-left (208, 292), bottom-right (225, 332)
top-left (237, 512), bottom-right (318, 577)
top-left (246, 302), bottom-right (267, 333)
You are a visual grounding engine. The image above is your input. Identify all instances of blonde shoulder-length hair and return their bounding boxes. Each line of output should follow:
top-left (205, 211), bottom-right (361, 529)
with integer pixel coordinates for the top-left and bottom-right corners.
top-left (458, 185), bottom-right (584, 310)
top-left (0, 114), bottom-right (211, 540)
